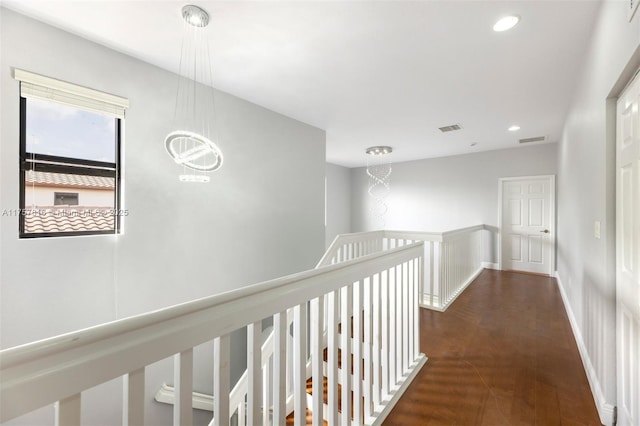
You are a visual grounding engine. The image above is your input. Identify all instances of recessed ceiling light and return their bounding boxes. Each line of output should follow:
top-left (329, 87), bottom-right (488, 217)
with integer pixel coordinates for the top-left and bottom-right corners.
top-left (508, 125), bottom-right (521, 132)
top-left (493, 15), bottom-right (520, 32)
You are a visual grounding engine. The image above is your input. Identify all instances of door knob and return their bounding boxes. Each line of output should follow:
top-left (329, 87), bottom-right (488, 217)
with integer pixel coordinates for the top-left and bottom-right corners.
top-left (540, 229), bottom-right (550, 233)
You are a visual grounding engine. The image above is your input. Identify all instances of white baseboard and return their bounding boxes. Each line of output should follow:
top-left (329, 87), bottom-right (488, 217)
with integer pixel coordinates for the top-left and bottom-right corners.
top-left (421, 267), bottom-right (484, 312)
top-left (481, 262), bottom-right (499, 270)
top-left (155, 383), bottom-right (213, 411)
top-left (372, 354), bottom-right (428, 425)
top-left (554, 272), bottom-right (614, 426)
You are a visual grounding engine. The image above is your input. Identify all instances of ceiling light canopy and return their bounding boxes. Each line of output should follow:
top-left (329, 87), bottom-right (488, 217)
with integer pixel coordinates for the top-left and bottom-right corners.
top-left (182, 5), bottom-right (209, 28)
top-left (493, 15), bottom-right (520, 32)
top-left (508, 125), bottom-right (521, 132)
top-left (366, 146), bottom-right (393, 156)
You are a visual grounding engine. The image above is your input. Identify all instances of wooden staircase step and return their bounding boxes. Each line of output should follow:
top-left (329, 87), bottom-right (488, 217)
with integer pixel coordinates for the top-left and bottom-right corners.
top-left (305, 376), bottom-right (336, 408)
top-left (285, 373), bottom-right (366, 424)
top-left (322, 347), bottom-right (365, 373)
top-left (286, 313), bottom-right (368, 425)
top-left (337, 311), bottom-right (365, 340)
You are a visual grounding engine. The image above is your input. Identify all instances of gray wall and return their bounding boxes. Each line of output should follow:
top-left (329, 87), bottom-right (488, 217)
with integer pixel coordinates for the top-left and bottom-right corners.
top-left (325, 163), bottom-right (352, 247)
top-left (351, 143), bottom-right (557, 263)
top-left (556, 0), bottom-right (640, 422)
top-left (0, 8), bottom-right (325, 425)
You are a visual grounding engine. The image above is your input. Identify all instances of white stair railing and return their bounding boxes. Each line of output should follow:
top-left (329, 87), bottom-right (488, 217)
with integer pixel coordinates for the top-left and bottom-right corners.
top-left (220, 225), bottom-right (486, 424)
top-left (228, 225), bottom-right (485, 424)
top-left (0, 242), bottom-right (426, 426)
top-left (384, 225), bottom-right (486, 311)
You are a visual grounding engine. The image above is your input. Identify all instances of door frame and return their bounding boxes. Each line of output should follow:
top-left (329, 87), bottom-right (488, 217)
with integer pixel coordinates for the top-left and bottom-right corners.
top-left (615, 64), bottom-right (640, 426)
top-left (497, 174), bottom-right (556, 275)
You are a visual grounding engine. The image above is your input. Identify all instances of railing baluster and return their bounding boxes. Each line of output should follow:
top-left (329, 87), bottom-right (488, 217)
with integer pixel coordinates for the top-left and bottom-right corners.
top-left (237, 400), bottom-right (246, 426)
top-left (247, 322), bottom-right (262, 426)
top-left (440, 243), bottom-right (445, 305)
top-left (450, 240), bottom-right (455, 300)
top-left (381, 269), bottom-right (389, 399)
top-left (353, 279), bottom-right (364, 425)
top-left (407, 259), bottom-right (416, 365)
top-left (327, 290), bottom-right (339, 426)
top-left (55, 393), bottom-right (81, 426)
top-left (442, 242), bottom-right (447, 305)
top-left (214, 335), bottom-right (230, 426)
top-left (415, 257), bottom-right (422, 360)
top-left (388, 265), bottom-right (397, 389)
top-left (286, 309), bottom-right (294, 399)
top-left (454, 239), bottom-right (459, 298)
top-left (311, 296), bottom-right (324, 426)
top-left (429, 242), bottom-right (435, 307)
top-left (451, 242), bottom-right (454, 301)
top-left (396, 262), bottom-right (403, 380)
top-left (450, 242), bottom-right (454, 303)
top-left (449, 242), bottom-right (453, 303)
top-left (293, 303), bottom-right (307, 426)
top-left (123, 368), bottom-right (145, 426)
top-left (402, 262), bottom-right (409, 373)
top-left (340, 284), bottom-right (352, 425)
top-left (263, 355), bottom-right (271, 426)
top-left (372, 272), bottom-right (381, 409)
top-left (174, 349), bottom-right (193, 426)
top-left (273, 311), bottom-right (287, 426)
top-left (363, 275), bottom-right (372, 420)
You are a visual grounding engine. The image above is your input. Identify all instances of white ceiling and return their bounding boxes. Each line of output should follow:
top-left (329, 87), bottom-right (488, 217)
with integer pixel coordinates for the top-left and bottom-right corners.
top-left (2, 0), bottom-right (601, 167)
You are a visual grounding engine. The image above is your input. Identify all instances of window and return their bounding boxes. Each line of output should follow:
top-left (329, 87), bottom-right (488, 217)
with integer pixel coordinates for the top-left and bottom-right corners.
top-left (54, 192), bottom-right (79, 206)
top-left (15, 69), bottom-right (128, 238)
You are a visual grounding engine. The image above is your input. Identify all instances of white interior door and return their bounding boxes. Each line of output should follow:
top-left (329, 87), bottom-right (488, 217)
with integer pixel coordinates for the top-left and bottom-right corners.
top-left (616, 70), bottom-right (640, 426)
top-left (499, 176), bottom-right (555, 275)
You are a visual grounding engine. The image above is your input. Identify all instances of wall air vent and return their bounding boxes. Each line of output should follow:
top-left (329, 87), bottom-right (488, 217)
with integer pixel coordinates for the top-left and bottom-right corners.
top-left (438, 124), bottom-right (462, 133)
top-left (519, 136), bottom-right (546, 144)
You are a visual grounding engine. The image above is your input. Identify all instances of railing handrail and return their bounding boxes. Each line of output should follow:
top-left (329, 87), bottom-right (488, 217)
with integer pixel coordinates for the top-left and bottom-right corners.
top-left (316, 230), bottom-right (385, 268)
top-left (0, 242), bottom-right (424, 422)
top-left (322, 225), bottom-right (487, 248)
top-left (320, 225), bottom-right (489, 314)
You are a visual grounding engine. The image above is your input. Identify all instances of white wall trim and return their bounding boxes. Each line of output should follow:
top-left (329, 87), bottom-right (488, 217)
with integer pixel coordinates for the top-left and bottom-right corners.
top-left (554, 272), bottom-right (615, 426)
top-left (419, 266), bottom-right (484, 312)
top-left (154, 383), bottom-right (214, 412)
top-left (481, 262), bottom-right (499, 270)
top-left (371, 354), bottom-right (428, 426)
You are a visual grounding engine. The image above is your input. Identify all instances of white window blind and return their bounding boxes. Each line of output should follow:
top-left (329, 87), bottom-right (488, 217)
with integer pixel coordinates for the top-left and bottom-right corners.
top-left (14, 68), bottom-right (129, 119)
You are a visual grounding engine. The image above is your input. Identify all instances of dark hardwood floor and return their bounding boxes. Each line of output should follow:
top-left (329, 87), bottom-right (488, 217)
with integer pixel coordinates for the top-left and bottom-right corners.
top-left (383, 269), bottom-right (602, 426)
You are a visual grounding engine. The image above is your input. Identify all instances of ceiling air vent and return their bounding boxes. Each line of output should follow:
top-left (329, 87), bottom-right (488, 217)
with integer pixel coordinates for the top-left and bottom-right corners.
top-left (519, 136), bottom-right (546, 144)
top-left (438, 124), bottom-right (462, 133)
